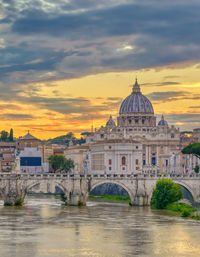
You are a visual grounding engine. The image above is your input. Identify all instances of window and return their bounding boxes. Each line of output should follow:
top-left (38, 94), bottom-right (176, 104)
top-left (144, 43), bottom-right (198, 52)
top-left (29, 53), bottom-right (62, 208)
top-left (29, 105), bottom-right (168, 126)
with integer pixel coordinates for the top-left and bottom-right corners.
top-left (152, 157), bottom-right (156, 166)
top-left (143, 160), bottom-right (146, 165)
top-left (129, 119), bottom-right (132, 124)
top-left (136, 146), bottom-right (138, 149)
top-left (136, 159), bottom-right (138, 165)
top-left (109, 167), bottom-right (112, 171)
top-left (166, 160), bottom-right (168, 166)
top-left (109, 159), bottom-right (112, 165)
top-left (171, 134), bottom-right (175, 138)
top-left (100, 134), bottom-right (104, 138)
top-left (109, 146), bottom-right (112, 149)
top-left (122, 156), bottom-right (126, 165)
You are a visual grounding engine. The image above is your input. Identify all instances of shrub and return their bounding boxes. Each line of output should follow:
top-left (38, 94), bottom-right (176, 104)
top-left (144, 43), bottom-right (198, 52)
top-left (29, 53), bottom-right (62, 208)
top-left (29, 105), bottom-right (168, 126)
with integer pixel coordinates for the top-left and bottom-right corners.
top-left (4, 202), bottom-right (13, 206)
top-left (181, 210), bottom-right (191, 217)
top-left (194, 165), bottom-right (199, 174)
top-left (151, 179), bottom-right (183, 209)
top-left (14, 198), bottom-right (23, 206)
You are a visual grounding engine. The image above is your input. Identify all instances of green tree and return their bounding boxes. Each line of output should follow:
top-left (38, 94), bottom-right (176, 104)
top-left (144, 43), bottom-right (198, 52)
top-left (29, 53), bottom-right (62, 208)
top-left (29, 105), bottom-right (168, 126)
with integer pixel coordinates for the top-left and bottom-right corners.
top-left (48, 155), bottom-right (74, 172)
top-left (1, 130), bottom-right (8, 141)
top-left (66, 132), bottom-right (74, 139)
top-left (182, 143), bottom-right (200, 159)
top-left (9, 128), bottom-right (14, 141)
top-left (151, 179), bottom-right (183, 209)
top-left (63, 158), bottom-right (74, 171)
top-left (194, 165), bottom-right (199, 174)
top-left (81, 132), bottom-right (93, 137)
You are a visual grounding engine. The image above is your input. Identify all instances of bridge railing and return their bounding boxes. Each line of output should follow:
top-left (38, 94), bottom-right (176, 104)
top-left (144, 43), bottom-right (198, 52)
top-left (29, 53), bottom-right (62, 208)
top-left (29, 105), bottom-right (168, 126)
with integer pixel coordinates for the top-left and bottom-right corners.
top-left (0, 172), bottom-right (200, 179)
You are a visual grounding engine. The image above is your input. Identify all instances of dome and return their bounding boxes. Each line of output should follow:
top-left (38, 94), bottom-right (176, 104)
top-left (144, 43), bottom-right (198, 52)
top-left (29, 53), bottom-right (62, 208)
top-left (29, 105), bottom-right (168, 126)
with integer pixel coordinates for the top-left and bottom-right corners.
top-left (119, 79), bottom-right (154, 114)
top-left (158, 115), bottom-right (168, 126)
top-left (106, 115), bottom-right (116, 127)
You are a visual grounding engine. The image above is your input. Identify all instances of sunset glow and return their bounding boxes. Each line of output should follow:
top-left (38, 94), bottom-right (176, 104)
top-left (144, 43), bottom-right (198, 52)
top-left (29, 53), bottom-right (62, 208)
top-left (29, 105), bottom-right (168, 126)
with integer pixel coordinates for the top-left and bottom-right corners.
top-left (0, 1), bottom-right (200, 139)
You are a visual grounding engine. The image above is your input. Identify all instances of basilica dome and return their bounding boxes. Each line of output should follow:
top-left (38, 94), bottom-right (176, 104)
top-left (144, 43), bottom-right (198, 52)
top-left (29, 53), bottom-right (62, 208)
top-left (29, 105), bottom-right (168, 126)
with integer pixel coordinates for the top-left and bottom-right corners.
top-left (158, 115), bottom-right (168, 126)
top-left (106, 115), bottom-right (116, 128)
top-left (119, 79), bottom-right (154, 114)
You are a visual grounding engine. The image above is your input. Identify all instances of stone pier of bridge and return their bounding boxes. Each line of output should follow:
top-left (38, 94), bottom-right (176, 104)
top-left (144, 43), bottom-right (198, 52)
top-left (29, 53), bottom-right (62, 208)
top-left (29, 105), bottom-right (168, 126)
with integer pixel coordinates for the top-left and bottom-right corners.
top-left (0, 173), bottom-right (199, 206)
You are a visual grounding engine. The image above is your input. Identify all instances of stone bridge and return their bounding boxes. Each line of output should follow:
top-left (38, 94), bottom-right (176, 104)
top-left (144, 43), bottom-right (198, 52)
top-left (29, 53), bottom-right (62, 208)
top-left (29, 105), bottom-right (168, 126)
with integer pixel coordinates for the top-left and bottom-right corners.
top-left (0, 173), bottom-right (200, 206)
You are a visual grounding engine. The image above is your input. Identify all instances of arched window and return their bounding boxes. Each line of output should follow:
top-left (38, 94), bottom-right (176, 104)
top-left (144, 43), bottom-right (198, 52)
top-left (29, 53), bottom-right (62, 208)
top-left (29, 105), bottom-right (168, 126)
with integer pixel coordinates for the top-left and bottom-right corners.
top-left (122, 156), bottom-right (126, 165)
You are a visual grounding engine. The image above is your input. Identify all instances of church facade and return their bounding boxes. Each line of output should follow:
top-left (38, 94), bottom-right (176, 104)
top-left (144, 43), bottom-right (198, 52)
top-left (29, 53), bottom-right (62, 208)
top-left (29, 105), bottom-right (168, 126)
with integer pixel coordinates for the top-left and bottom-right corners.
top-left (65, 80), bottom-right (197, 174)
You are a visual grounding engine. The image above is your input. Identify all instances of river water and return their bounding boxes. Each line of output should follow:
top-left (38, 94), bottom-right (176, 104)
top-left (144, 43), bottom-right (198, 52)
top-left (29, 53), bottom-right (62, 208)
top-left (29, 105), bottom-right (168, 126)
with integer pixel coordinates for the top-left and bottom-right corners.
top-left (0, 195), bottom-right (200, 257)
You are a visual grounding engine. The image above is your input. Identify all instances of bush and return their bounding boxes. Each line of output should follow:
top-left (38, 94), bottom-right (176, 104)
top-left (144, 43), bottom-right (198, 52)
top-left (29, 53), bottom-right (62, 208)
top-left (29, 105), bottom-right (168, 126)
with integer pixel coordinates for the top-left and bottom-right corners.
top-left (4, 202), bottom-right (13, 206)
top-left (14, 198), bottom-right (23, 206)
top-left (151, 179), bottom-right (183, 209)
top-left (194, 165), bottom-right (199, 174)
top-left (181, 210), bottom-right (191, 217)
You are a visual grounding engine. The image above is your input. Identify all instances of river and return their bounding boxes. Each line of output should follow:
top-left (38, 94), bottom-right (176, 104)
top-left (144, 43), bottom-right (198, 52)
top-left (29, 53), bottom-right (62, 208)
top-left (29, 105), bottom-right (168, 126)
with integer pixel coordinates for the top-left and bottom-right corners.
top-left (0, 195), bottom-right (199, 257)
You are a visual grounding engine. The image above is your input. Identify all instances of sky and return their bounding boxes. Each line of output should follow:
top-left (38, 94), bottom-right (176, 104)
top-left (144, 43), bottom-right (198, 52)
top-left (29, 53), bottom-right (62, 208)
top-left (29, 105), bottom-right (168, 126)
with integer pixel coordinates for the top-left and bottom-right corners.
top-left (0, 0), bottom-right (200, 139)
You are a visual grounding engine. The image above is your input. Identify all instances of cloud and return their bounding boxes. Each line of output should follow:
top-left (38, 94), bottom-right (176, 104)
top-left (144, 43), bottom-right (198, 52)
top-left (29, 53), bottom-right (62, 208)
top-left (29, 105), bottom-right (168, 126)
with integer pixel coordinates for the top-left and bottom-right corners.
top-left (189, 106), bottom-right (200, 109)
top-left (0, 0), bottom-right (200, 135)
top-left (0, 0), bottom-right (199, 86)
top-left (147, 91), bottom-right (200, 102)
top-left (141, 81), bottom-right (181, 87)
top-left (0, 113), bottom-right (34, 120)
top-left (164, 113), bottom-right (200, 124)
top-left (147, 91), bottom-right (187, 101)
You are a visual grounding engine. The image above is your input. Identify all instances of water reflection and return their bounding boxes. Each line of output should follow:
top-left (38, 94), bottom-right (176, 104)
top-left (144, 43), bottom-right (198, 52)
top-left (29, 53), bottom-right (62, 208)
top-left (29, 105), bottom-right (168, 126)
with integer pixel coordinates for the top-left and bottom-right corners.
top-left (0, 195), bottom-right (199, 257)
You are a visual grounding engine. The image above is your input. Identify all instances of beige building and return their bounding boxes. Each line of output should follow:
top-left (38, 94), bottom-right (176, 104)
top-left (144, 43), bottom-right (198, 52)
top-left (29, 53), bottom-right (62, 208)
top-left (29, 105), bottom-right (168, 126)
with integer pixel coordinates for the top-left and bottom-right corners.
top-left (0, 142), bottom-right (16, 171)
top-left (65, 79), bottom-right (199, 174)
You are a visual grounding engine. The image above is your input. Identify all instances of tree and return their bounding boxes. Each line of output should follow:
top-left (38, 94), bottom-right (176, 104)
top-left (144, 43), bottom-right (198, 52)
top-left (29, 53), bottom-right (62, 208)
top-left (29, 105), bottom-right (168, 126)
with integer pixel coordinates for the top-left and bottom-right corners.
top-left (63, 158), bottom-right (74, 171)
top-left (1, 130), bottom-right (8, 141)
top-left (9, 128), bottom-right (14, 142)
top-left (182, 143), bottom-right (200, 159)
top-left (65, 132), bottom-right (74, 140)
top-left (151, 179), bottom-right (183, 209)
top-left (81, 132), bottom-right (93, 137)
top-left (194, 165), bottom-right (199, 174)
top-left (48, 155), bottom-right (74, 172)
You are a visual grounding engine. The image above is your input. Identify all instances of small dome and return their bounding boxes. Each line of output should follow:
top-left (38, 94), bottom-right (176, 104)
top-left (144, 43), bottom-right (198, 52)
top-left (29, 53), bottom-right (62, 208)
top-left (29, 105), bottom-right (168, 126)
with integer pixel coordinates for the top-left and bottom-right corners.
top-left (119, 79), bottom-right (154, 114)
top-left (106, 115), bottom-right (116, 128)
top-left (20, 131), bottom-right (38, 140)
top-left (158, 115), bottom-right (168, 126)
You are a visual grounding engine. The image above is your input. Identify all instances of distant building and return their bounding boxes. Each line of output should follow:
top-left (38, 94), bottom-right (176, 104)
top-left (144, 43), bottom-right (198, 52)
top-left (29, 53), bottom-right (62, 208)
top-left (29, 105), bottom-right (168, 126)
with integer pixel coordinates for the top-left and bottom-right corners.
top-left (17, 131), bottom-right (39, 150)
top-left (53, 148), bottom-right (64, 155)
top-left (19, 147), bottom-right (45, 172)
top-left (38, 143), bottom-right (54, 163)
top-left (0, 142), bottom-right (16, 171)
top-left (65, 145), bottom-right (89, 173)
top-left (17, 132), bottom-right (50, 172)
top-left (65, 79), bottom-right (200, 174)
top-left (191, 128), bottom-right (200, 142)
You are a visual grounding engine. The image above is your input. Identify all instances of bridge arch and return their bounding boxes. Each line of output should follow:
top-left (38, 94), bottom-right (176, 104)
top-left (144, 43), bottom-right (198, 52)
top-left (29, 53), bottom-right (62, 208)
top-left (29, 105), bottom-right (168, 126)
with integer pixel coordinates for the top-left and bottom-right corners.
top-left (86, 180), bottom-right (134, 204)
top-left (173, 181), bottom-right (196, 202)
top-left (148, 180), bottom-right (196, 205)
top-left (26, 180), bottom-right (68, 195)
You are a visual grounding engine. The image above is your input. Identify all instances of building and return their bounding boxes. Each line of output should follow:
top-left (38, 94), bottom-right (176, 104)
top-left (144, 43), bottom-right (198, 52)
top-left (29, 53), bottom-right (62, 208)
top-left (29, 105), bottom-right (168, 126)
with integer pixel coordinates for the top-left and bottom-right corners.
top-left (0, 142), bottom-right (16, 172)
top-left (17, 131), bottom-right (39, 150)
top-left (17, 132), bottom-right (50, 172)
top-left (65, 79), bottom-right (199, 174)
top-left (19, 147), bottom-right (43, 172)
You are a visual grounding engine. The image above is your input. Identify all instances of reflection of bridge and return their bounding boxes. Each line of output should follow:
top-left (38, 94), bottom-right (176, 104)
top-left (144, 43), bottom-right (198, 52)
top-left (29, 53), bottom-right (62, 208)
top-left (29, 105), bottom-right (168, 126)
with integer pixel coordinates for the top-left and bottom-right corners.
top-left (0, 173), bottom-right (200, 206)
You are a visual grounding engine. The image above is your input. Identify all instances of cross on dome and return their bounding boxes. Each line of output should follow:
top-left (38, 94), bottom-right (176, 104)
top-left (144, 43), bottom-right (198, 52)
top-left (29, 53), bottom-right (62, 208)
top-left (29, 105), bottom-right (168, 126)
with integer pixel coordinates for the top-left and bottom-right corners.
top-left (132, 78), bottom-right (141, 93)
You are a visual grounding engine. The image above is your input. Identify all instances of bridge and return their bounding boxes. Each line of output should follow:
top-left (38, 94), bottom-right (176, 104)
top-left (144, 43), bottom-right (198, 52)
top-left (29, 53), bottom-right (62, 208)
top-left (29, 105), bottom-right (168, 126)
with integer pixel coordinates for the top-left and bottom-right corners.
top-left (0, 173), bottom-right (199, 206)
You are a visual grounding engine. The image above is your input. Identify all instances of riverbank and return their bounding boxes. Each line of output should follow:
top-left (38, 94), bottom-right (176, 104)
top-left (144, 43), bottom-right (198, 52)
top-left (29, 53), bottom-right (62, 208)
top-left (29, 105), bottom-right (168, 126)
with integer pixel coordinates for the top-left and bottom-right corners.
top-left (154, 202), bottom-right (200, 220)
top-left (88, 194), bottom-right (130, 203)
